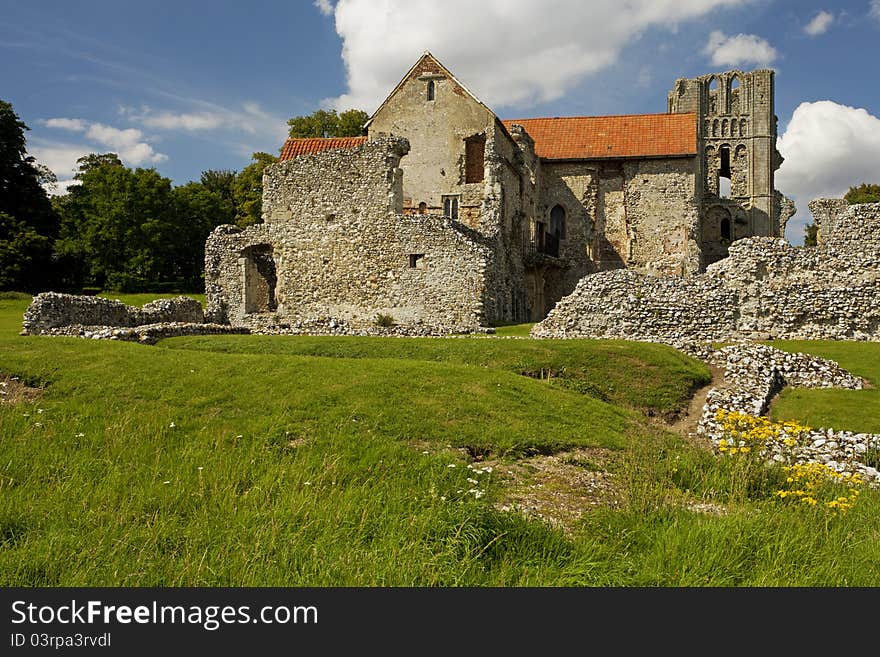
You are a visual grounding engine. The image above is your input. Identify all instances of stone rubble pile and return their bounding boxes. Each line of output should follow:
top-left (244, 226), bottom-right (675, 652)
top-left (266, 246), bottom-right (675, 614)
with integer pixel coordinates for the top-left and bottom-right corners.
top-left (696, 343), bottom-right (880, 486)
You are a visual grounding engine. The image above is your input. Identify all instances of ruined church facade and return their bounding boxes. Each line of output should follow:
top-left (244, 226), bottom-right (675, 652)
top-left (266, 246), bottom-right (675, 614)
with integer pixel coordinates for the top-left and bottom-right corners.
top-left (205, 53), bottom-right (791, 330)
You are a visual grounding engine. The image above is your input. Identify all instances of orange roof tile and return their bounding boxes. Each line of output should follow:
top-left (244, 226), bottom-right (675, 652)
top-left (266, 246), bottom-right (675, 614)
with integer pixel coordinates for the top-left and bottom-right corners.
top-left (502, 113), bottom-right (697, 160)
top-left (279, 136), bottom-right (367, 161)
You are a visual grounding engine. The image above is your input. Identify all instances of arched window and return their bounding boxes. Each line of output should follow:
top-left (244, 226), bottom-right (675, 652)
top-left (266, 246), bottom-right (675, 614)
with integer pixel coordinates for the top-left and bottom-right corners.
top-left (722, 119), bottom-right (729, 137)
top-left (418, 202), bottom-right (427, 215)
top-left (739, 119), bottom-right (747, 137)
top-left (550, 204), bottom-right (566, 239)
top-left (426, 80), bottom-right (435, 101)
top-left (729, 75), bottom-right (741, 114)
top-left (712, 119), bottom-right (719, 137)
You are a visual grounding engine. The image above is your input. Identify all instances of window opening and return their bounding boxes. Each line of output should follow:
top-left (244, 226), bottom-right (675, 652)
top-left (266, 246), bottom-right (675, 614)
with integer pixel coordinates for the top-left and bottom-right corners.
top-left (550, 204), bottom-right (566, 239)
top-left (442, 195), bottom-right (459, 220)
top-left (464, 134), bottom-right (486, 183)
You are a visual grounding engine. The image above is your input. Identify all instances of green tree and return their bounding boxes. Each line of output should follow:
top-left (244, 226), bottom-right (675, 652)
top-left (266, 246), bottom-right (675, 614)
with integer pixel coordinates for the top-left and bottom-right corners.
top-left (232, 152), bottom-right (278, 227)
top-left (0, 100), bottom-right (60, 291)
top-left (337, 109), bottom-right (369, 137)
top-left (170, 182), bottom-right (230, 289)
top-left (287, 108), bottom-right (368, 138)
top-left (199, 169), bottom-right (237, 225)
top-left (54, 159), bottom-right (177, 290)
top-left (844, 183), bottom-right (880, 204)
top-left (804, 221), bottom-right (818, 247)
top-left (73, 153), bottom-right (123, 179)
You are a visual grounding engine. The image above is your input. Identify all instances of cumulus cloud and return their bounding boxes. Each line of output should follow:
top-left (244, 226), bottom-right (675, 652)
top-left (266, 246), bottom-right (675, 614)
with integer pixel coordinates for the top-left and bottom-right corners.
top-left (872, 0), bottom-right (880, 21)
top-left (803, 10), bottom-right (834, 36)
top-left (703, 30), bottom-right (777, 67)
top-left (320, 0), bottom-right (752, 112)
top-left (27, 141), bottom-right (89, 195)
top-left (776, 101), bottom-right (880, 242)
top-left (43, 117), bottom-right (166, 166)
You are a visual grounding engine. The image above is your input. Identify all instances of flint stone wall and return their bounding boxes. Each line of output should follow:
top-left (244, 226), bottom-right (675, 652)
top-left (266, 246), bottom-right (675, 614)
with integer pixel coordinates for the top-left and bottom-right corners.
top-left (696, 344), bottom-right (880, 486)
top-left (532, 200), bottom-right (880, 342)
top-left (205, 137), bottom-right (492, 331)
top-left (22, 293), bottom-right (204, 335)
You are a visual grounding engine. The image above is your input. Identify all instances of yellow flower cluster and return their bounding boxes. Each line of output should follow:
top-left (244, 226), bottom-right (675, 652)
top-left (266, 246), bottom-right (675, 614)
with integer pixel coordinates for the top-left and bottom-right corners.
top-left (715, 409), bottom-right (812, 456)
top-left (775, 462), bottom-right (863, 514)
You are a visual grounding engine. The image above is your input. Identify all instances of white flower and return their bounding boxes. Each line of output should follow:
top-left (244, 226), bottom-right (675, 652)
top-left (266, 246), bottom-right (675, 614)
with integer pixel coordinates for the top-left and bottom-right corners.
top-left (163, 481), bottom-right (170, 485)
top-left (447, 464), bottom-right (456, 468)
top-left (75, 432), bottom-right (85, 437)
top-left (169, 422), bottom-right (176, 428)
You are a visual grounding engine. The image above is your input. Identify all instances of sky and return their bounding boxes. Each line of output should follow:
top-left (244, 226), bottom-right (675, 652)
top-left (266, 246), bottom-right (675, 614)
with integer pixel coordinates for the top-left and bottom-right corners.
top-left (2, 0), bottom-right (879, 245)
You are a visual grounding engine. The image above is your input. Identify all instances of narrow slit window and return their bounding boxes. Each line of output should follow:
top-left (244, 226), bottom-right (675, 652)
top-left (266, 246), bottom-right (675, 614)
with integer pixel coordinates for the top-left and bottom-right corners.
top-left (408, 254), bottom-right (425, 269)
top-left (442, 195), bottom-right (459, 220)
top-left (426, 80), bottom-right (435, 101)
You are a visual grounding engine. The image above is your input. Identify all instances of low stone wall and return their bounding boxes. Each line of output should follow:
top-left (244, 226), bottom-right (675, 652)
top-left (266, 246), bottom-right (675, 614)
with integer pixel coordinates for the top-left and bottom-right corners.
top-left (21, 293), bottom-right (205, 335)
top-left (35, 322), bottom-right (249, 345)
top-left (532, 200), bottom-right (880, 342)
top-left (696, 344), bottom-right (880, 485)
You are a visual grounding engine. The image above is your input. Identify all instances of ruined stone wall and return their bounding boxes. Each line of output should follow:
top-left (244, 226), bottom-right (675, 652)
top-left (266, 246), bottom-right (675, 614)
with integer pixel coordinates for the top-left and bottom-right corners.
top-left (532, 200), bottom-right (880, 342)
top-left (22, 293), bottom-right (204, 335)
top-left (206, 137), bottom-right (492, 330)
top-left (623, 157), bottom-right (701, 275)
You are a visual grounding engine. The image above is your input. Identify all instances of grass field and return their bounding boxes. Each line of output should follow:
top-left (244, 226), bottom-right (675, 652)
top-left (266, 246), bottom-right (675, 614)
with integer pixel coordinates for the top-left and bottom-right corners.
top-left (2, 293), bottom-right (880, 586)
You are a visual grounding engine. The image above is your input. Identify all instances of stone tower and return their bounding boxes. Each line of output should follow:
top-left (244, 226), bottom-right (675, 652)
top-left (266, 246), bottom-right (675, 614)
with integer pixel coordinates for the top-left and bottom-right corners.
top-left (668, 69), bottom-right (786, 265)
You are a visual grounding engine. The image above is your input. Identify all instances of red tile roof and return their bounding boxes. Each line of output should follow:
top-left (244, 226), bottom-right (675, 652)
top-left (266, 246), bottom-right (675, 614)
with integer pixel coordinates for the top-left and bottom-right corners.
top-left (502, 113), bottom-right (697, 160)
top-left (279, 136), bottom-right (367, 161)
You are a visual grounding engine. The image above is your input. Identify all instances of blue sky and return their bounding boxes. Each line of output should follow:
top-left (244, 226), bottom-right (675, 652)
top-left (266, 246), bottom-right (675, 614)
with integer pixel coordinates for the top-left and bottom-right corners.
top-left (2, 0), bottom-right (879, 244)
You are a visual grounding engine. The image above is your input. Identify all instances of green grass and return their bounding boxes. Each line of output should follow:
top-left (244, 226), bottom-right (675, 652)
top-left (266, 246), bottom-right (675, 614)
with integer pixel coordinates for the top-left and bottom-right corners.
top-left (2, 295), bottom-right (880, 586)
top-left (491, 322), bottom-right (535, 338)
top-left (767, 340), bottom-right (880, 433)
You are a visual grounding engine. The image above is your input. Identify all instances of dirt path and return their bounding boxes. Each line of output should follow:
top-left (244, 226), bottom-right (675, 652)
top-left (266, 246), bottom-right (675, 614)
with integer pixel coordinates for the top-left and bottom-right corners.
top-left (666, 362), bottom-right (723, 445)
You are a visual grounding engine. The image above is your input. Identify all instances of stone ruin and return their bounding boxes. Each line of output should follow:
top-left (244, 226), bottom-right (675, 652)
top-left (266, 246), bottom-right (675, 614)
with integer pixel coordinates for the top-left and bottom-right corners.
top-left (531, 200), bottom-right (880, 343)
top-left (20, 293), bottom-right (246, 344)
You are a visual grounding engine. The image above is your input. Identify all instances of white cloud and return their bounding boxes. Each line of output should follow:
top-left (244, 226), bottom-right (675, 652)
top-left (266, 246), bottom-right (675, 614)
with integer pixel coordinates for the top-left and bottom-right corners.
top-left (872, 0), bottom-right (880, 21)
top-left (27, 141), bottom-right (88, 195)
top-left (314, 0), bottom-right (334, 16)
top-left (141, 111), bottom-right (225, 131)
top-left (122, 103), bottom-right (287, 144)
top-left (44, 118), bottom-right (88, 131)
top-left (776, 100), bottom-right (880, 242)
top-left (703, 30), bottom-right (777, 68)
top-left (323, 0), bottom-right (752, 112)
top-left (43, 117), bottom-right (166, 166)
top-left (804, 10), bottom-right (834, 36)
